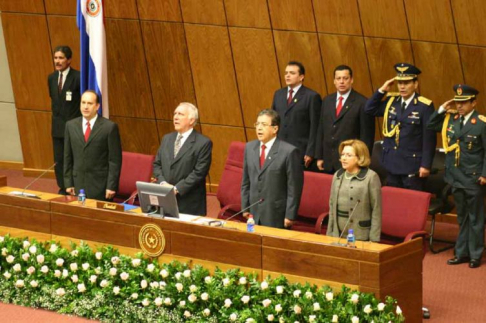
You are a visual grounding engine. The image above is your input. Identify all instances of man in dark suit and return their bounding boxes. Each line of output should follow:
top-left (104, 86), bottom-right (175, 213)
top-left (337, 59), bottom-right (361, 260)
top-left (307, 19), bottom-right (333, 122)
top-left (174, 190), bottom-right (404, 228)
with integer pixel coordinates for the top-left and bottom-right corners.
top-left (271, 61), bottom-right (321, 169)
top-left (365, 63), bottom-right (436, 191)
top-left (64, 90), bottom-right (122, 201)
top-left (241, 109), bottom-right (304, 229)
top-left (315, 65), bottom-right (375, 173)
top-left (153, 103), bottom-right (212, 215)
top-left (48, 46), bottom-right (81, 194)
top-left (428, 85), bottom-right (486, 268)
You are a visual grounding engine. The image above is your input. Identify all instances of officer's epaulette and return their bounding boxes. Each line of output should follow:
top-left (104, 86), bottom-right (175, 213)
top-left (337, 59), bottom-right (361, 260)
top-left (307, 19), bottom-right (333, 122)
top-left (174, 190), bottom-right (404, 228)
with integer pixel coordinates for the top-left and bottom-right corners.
top-left (479, 115), bottom-right (486, 123)
top-left (446, 109), bottom-right (458, 114)
top-left (386, 92), bottom-right (400, 97)
top-left (417, 96), bottom-right (432, 106)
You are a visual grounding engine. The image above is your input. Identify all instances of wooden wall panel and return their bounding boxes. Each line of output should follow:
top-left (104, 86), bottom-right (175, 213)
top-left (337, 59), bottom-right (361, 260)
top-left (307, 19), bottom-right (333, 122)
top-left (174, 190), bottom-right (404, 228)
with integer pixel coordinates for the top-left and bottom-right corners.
top-left (313, 0), bottom-right (362, 35)
top-left (156, 120), bottom-right (174, 143)
top-left (229, 28), bottom-right (280, 127)
top-left (180, 0), bottom-right (226, 25)
top-left (1, 13), bottom-right (52, 110)
top-left (460, 46), bottom-right (486, 115)
top-left (412, 42), bottom-right (463, 108)
top-left (105, 19), bottom-right (154, 118)
top-left (185, 24), bottom-right (242, 126)
top-left (225, 0), bottom-right (270, 28)
top-left (405, 0), bottom-right (456, 43)
top-left (245, 128), bottom-right (257, 142)
top-left (452, 0), bottom-right (486, 46)
top-left (45, 0), bottom-right (76, 15)
top-left (358, 0), bottom-right (409, 39)
top-left (17, 110), bottom-right (53, 169)
top-left (47, 16), bottom-right (80, 71)
top-left (137, 0), bottom-right (182, 21)
top-left (267, 0), bottom-right (316, 32)
top-left (110, 117), bottom-right (160, 155)
top-left (0, 1), bottom-right (45, 13)
top-left (200, 125), bottom-right (246, 184)
top-left (274, 31), bottom-right (327, 96)
top-left (364, 38), bottom-right (413, 91)
top-left (141, 21), bottom-right (195, 121)
top-left (104, 0), bottom-right (138, 19)
top-left (319, 34), bottom-right (372, 97)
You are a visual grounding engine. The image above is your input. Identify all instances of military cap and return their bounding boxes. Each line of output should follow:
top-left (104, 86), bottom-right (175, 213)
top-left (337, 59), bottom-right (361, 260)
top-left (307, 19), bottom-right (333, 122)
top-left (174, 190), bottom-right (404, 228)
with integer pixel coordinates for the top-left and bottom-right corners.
top-left (453, 84), bottom-right (479, 101)
top-left (394, 63), bottom-right (421, 81)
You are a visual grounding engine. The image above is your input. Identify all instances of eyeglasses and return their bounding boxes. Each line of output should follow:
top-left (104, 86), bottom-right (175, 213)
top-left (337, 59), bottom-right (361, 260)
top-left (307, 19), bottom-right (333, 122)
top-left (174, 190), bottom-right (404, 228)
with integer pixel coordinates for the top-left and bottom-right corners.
top-left (340, 153), bottom-right (356, 158)
top-left (254, 122), bottom-right (274, 128)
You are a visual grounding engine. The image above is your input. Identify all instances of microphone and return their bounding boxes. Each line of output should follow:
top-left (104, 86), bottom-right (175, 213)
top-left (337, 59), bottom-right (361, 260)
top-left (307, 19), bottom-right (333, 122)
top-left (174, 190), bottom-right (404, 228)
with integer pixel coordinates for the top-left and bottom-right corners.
top-left (121, 190), bottom-right (138, 205)
top-left (222, 198), bottom-right (264, 227)
top-left (331, 199), bottom-right (361, 247)
top-left (9, 163), bottom-right (57, 199)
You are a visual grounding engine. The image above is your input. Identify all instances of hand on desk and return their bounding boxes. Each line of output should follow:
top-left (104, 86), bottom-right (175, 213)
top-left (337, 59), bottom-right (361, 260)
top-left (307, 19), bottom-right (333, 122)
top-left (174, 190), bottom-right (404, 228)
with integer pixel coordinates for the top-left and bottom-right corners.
top-left (284, 218), bottom-right (294, 228)
top-left (105, 189), bottom-right (116, 200)
top-left (66, 187), bottom-right (75, 195)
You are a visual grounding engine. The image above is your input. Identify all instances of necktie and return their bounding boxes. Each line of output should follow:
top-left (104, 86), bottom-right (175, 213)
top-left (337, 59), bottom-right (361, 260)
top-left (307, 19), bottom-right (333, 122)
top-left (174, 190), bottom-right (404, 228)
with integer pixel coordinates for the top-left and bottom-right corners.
top-left (287, 89), bottom-right (294, 105)
top-left (84, 122), bottom-right (91, 142)
top-left (58, 72), bottom-right (63, 94)
top-left (459, 116), bottom-right (464, 130)
top-left (336, 96), bottom-right (343, 117)
top-left (174, 134), bottom-right (183, 157)
top-left (260, 144), bottom-right (266, 168)
top-left (401, 101), bottom-right (406, 114)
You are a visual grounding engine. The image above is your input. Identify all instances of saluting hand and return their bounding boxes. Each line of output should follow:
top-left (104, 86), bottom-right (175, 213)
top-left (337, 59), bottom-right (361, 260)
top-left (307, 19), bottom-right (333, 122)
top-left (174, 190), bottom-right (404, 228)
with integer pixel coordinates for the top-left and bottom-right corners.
top-left (441, 99), bottom-right (455, 111)
top-left (379, 78), bottom-right (396, 93)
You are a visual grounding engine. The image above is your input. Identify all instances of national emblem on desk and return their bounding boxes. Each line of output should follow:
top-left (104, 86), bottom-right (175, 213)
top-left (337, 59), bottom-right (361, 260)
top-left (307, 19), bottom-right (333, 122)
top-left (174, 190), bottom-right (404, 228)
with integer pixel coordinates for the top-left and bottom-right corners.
top-left (139, 224), bottom-right (166, 257)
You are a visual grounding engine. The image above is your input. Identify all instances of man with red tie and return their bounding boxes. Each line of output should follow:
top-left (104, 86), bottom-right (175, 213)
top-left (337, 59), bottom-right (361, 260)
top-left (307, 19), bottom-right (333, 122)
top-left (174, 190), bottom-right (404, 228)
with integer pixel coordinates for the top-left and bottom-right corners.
top-left (241, 109), bottom-right (303, 229)
top-left (64, 90), bottom-right (122, 201)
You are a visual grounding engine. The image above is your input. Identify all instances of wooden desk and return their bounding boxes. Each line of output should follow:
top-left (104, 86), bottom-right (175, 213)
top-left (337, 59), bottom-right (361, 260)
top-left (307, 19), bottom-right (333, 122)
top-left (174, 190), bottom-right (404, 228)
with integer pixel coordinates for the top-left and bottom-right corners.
top-left (0, 186), bottom-right (422, 322)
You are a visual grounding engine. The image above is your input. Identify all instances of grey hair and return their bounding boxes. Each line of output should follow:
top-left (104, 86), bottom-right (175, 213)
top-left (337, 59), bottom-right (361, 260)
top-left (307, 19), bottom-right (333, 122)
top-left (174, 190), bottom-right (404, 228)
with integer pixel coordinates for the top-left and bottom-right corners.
top-left (177, 102), bottom-right (199, 126)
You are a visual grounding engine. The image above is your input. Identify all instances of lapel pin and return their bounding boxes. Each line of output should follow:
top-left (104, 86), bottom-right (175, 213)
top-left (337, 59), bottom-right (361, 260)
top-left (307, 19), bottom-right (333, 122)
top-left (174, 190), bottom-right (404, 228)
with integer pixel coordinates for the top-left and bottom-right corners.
top-left (472, 118), bottom-right (477, 124)
top-left (294, 99), bottom-right (297, 103)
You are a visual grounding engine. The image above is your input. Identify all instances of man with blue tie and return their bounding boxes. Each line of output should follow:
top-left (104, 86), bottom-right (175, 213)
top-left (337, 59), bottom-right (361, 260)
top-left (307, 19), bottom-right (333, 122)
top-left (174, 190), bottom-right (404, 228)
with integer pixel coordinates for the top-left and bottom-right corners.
top-left (365, 63), bottom-right (436, 190)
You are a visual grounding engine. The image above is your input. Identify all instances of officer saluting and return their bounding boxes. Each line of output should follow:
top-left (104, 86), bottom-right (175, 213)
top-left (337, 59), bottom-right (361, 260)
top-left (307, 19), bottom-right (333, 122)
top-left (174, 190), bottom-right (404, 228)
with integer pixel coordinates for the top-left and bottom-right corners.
top-left (428, 84), bottom-right (486, 268)
top-left (365, 63), bottom-right (436, 190)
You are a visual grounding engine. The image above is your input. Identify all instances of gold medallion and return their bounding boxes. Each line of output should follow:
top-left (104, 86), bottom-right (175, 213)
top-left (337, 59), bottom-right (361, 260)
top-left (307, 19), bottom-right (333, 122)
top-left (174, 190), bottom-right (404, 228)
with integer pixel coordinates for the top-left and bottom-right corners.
top-left (139, 224), bottom-right (166, 257)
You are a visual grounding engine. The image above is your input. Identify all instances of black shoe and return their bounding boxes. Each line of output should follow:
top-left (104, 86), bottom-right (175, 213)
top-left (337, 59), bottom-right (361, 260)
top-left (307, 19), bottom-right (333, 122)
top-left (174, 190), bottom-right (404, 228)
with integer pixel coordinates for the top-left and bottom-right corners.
top-left (469, 259), bottom-right (481, 268)
top-left (447, 257), bottom-right (470, 265)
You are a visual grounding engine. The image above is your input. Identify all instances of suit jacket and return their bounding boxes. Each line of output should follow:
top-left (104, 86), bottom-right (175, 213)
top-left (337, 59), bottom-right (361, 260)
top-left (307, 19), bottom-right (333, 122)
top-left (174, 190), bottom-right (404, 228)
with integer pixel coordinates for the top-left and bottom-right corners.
top-left (271, 85), bottom-right (322, 160)
top-left (153, 130), bottom-right (212, 215)
top-left (315, 89), bottom-right (375, 172)
top-left (327, 168), bottom-right (382, 242)
top-left (64, 117), bottom-right (122, 201)
top-left (365, 91), bottom-right (436, 175)
top-left (48, 69), bottom-right (81, 138)
top-left (241, 138), bottom-right (304, 228)
top-left (428, 110), bottom-right (486, 189)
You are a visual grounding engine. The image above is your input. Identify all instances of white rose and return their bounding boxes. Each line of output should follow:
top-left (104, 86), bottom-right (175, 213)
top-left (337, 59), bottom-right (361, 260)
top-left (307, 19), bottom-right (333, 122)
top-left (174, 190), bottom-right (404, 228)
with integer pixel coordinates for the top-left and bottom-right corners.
top-left (223, 278), bottom-right (230, 286)
top-left (351, 293), bottom-right (359, 304)
top-left (260, 281), bottom-right (268, 290)
top-left (351, 316), bottom-right (359, 323)
top-left (49, 244), bottom-right (58, 253)
top-left (188, 294), bottom-right (197, 303)
top-left (29, 245), bottom-right (37, 254)
top-left (30, 280), bottom-right (38, 288)
top-left (364, 304), bottom-right (372, 314)
top-left (77, 283), bottom-right (86, 293)
top-left (120, 272), bottom-right (129, 280)
top-left (326, 292), bottom-right (334, 301)
top-left (246, 319), bottom-right (255, 323)
top-left (201, 292), bottom-right (209, 301)
top-left (313, 302), bottom-right (321, 311)
top-left (13, 264), bottom-right (21, 272)
top-left (276, 285), bottom-right (284, 294)
top-left (294, 304), bottom-right (302, 314)
top-left (241, 295), bottom-right (250, 304)
top-left (109, 268), bottom-right (117, 276)
top-left (205, 276), bottom-right (212, 284)
top-left (1, 248), bottom-right (8, 256)
top-left (159, 281), bottom-right (166, 289)
top-left (0, 236), bottom-right (3, 242)
top-left (22, 253), bottom-right (30, 261)
top-left (224, 298), bottom-right (232, 308)
top-left (140, 280), bottom-right (148, 289)
top-left (3, 272), bottom-right (11, 279)
top-left (56, 258), bottom-right (64, 267)
top-left (6, 255), bottom-right (14, 263)
top-left (176, 283), bottom-right (184, 292)
top-left (305, 291), bottom-right (313, 299)
top-left (40, 265), bottom-right (49, 274)
top-left (111, 256), bottom-right (120, 265)
top-left (239, 276), bottom-right (247, 285)
top-left (95, 252), bottom-right (102, 260)
top-left (154, 297), bottom-right (163, 306)
top-left (23, 240), bottom-right (30, 249)
top-left (147, 263), bottom-right (155, 272)
top-left (332, 316), bottom-right (338, 323)
top-left (183, 269), bottom-right (191, 277)
top-left (131, 258), bottom-right (141, 267)
top-left (175, 272), bottom-right (182, 280)
top-left (95, 267), bottom-right (102, 274)
top-left (131, 293), bottom-right (138, 299)
top-left (189, 284), bottom-right (197, 292)
top-left (142, 298), bottom-right (150, 307)
top-left (179, 300), bottom-right (186, 307)
top-left (15, 279), bottom-right (24, 288)
top-left (267, 314), bottom-right (275, 321)
top-left (275, 304), bottom-right (282, 313)
top-left (203, 308), bottom-right (210, 317)
top-left (377, 303), bottom-right (385, 311)
top-left (160, 269), bottom-right (168, 278)
top-left (62, 269), bottom-right (68, 278)
top-left (293, 289), bottom-right (301, 298)
top-left (56, 288), bottom-right (65, 296)
top-left (309, 315), bottom-right (316, 322)
top-left (184, 311), bottom-right (191, 318)
top-left (89, 275), bottom-right (97, 283)
top-left (150, 281), bottom-right (159, 289)
top-left (36, 254), bottom-right (45, 264)
top-left (396, 305), bottom-right (402, 315)
top-left (70, 263), bottom-right (78, 271)
top-left (113, 286), bottom-right (120, 295)
top-left (230, 313), bottom-right (238, 321)
top-left (71, 274), bottom-right (79, 283)
top-left (82, 263), bottom-right (89, 271)
top-left (54, 270), bottom-right (61, 278)
top-left (26, 266), bottom-right (35, 275)
top-left (164, 297), bottom-right (172, 306)
top-left (71, 250), bottom-right (78, 257)
top-left (100, 280), bottom-right (108, 288)
top-left (262, 299), bottom-right (271, 307)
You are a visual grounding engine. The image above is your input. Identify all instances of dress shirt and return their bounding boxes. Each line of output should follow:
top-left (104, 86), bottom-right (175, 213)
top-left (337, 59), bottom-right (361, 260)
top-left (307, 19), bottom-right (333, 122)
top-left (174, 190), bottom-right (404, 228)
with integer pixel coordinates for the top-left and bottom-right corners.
top-left (83, 114), bottom-right (98, 135)
top-left (336, 89), bottom-right (352, 108)
top-left (288, 84), bottom-right (302, 99)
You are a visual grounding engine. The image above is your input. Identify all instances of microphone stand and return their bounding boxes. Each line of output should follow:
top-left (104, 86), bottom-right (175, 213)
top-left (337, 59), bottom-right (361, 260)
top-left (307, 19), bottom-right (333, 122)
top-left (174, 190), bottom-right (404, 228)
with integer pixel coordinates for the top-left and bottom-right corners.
top-left (331, 200), bottom-right (361, 247)
top-left (221, 198), bottom-right (264, 228)
top-left (9, 163), bottom-right (57, 199)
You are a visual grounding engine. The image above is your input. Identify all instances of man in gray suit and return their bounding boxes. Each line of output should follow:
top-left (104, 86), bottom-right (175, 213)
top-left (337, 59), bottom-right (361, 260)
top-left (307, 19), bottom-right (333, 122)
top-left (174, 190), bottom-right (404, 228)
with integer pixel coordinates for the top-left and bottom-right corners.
top-left (241, 109), bottom-right (304, 229)
top-left (153, 103), bottom-right (212, 215)
top-left (64, 90), bottom-right (122, 201)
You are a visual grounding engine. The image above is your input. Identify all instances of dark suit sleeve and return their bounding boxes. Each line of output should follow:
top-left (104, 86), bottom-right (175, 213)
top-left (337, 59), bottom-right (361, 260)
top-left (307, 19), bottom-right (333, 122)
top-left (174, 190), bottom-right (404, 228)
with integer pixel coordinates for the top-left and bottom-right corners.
top-left (359, 96), bottom-right (376, 155)
top-left (427, 110), bottom-right (446, 132)
top-left (285, 147), bottom-right (303, 220)
top-left (364, 91), bottom-right (387, 117)
top-left (314, 100), bottom-right (326, 160)
top-left (175, 138), bottom-right (212, 196)
top-left (153, 137), bottom-right (168, 184)
top-left (481, 123), bottom-right (486, 178)
top-left (63, 123), bottom-right (74, 188)
top-left (241, 146), bottom-right (250, 211)
top-left (306, 92), bottom-right (322, 157)
top-left (271, 91), bottom-right (278, 111)
top-left (106, 123), bottom-right (122, 191)
top-left (421, 104), bottom-right (437, 169)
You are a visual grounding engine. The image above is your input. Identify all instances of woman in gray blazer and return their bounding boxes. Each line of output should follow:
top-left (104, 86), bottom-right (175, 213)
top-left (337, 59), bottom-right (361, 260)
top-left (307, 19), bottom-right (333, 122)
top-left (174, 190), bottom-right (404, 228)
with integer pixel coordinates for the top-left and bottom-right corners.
top-left (327, 139), bottom-right (382, 242)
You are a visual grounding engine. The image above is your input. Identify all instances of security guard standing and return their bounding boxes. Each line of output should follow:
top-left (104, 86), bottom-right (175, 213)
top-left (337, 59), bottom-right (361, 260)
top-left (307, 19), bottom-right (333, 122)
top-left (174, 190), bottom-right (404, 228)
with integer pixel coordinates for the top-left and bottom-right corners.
top-left (365, 63), bottom-right (436, 190)
top-left (428, 84), bottom-right (485, 268)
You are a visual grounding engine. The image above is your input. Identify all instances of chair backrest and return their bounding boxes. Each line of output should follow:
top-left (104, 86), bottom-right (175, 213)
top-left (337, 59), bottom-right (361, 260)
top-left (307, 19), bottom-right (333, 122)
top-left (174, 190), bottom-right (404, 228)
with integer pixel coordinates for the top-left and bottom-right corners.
top-left (117, 152), bottom-right (155, 198)
top-left (424, 148), bottom-right (447, 196)
top-left (298, 171), bottom-right (333, 220)
top-left (381, 186), bottom-right (431, 239)
top-left (216, 142), bottom-right (246, 211)
top-left (370, 140), bottom-right (387, 186)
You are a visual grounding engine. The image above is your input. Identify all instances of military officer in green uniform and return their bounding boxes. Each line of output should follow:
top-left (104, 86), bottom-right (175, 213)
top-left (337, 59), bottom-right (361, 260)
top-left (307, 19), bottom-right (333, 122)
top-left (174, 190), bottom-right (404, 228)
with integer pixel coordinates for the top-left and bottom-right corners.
top-left (428, 84), bottom-right (485, 268)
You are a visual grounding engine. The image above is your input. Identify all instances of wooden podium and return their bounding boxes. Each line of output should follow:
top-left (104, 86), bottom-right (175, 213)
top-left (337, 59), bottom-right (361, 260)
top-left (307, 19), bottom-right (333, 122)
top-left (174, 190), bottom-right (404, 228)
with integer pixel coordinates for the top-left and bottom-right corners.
top-left (0, 186), bottom-right (423, 322)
